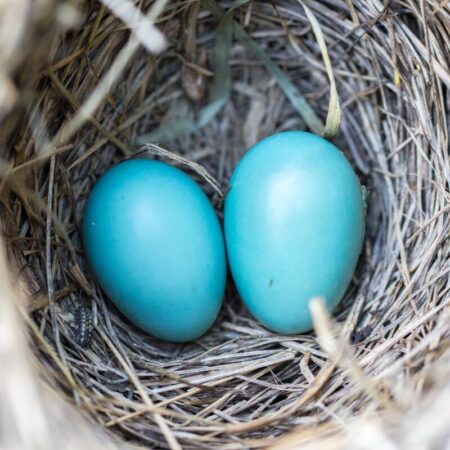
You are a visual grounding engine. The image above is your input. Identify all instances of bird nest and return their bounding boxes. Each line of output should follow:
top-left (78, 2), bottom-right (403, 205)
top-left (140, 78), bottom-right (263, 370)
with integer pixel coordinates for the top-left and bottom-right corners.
top-left (1, 1), bottom-right (449, 449)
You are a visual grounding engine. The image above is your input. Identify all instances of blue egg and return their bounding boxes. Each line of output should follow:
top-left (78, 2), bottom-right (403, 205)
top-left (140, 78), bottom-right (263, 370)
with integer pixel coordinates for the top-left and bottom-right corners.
top-left (224, 131), bottom-right (365, 334)
top-left (83, 159), bottom-right (227, 342)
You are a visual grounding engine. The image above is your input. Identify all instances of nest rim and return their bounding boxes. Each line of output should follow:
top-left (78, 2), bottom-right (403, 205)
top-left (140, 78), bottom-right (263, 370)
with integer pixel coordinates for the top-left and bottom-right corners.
top-left (1, 1), bottom-right (449, 449)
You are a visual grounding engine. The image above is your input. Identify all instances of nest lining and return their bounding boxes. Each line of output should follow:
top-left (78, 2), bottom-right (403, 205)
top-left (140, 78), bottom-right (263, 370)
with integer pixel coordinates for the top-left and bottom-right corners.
top-left (0, 0), bottom-right (449, 449)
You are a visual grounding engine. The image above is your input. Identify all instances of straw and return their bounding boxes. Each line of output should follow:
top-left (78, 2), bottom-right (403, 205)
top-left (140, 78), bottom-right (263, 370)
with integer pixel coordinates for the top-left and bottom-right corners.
top-left (0, 0), bottom-right (449, 448)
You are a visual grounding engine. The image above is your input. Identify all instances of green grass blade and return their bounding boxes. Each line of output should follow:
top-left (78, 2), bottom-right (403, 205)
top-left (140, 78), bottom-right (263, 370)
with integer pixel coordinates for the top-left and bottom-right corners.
top-left (234, 23), bottom-right (324, 136)
top-left (299, 1), bottom-right (341, 138)
top-left (137, 1), bottom-right (233, 144)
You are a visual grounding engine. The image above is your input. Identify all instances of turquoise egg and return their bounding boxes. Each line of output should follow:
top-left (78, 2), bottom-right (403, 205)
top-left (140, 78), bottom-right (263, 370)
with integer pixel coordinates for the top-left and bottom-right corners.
top-left (224, 131), bottom-right (365, 334)
top-left (83, 159), bottom-right (227, 342)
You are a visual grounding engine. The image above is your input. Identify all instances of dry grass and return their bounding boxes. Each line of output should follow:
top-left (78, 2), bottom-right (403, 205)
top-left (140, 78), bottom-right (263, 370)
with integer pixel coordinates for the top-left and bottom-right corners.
top-left (0, 0), bottom-right (449, 449)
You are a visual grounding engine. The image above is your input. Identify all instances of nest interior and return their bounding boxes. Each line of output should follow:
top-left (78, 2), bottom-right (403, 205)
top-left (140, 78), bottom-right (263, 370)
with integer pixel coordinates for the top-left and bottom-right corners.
top-left (1, 0), bottom-right (449, 449)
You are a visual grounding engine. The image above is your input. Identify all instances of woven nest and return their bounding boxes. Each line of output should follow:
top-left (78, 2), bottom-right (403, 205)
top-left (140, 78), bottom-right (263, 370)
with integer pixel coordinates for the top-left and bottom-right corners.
top-left (1, 1), bottom-right (449, 449)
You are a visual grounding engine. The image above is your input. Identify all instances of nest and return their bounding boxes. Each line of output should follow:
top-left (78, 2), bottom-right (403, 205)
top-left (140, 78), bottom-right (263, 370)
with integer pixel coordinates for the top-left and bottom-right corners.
top-left (1, 0), bottom-right (449, 449)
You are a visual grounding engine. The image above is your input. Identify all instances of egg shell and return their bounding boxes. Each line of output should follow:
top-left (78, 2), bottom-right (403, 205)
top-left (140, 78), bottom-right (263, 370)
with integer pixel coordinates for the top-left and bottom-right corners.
top-left (83, 159), bottom-right (226, 342)
top-left (224, 131), bottom-right (365, 334)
